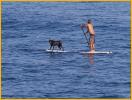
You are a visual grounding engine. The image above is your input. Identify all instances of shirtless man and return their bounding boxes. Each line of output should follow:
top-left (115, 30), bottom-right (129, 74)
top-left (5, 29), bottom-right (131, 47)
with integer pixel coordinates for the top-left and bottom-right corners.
top-left (81, 20), bottom-right (95, 51)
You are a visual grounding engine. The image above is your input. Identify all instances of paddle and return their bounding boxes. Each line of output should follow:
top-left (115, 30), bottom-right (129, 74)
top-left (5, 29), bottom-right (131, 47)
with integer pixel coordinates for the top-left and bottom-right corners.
top-left (81, 27), bottom-right (89, 47)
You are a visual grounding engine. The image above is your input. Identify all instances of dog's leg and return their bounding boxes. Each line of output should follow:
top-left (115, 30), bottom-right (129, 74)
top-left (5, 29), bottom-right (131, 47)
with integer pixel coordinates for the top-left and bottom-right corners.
top-left (62, 47), bottom-right (64, 51)
top-left (60, 46), bottom-right (64, 51)
top-left (55, 46), bottom-right (58, 50)
top-left (59, 44), bottom-right (64, 51)
top-left (58, 46), bottom-right (61, 50)
top-left (52, 46), bottom-right (54, 52)
top-left (49, 46), bottom-right (52, 50)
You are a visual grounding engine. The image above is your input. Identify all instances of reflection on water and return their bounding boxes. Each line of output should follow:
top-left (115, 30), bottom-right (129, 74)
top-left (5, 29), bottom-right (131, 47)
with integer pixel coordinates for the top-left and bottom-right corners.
top-left (82, 53), bottom-right (94, 64)
top-left (88, 53), bottom-right (94, 64)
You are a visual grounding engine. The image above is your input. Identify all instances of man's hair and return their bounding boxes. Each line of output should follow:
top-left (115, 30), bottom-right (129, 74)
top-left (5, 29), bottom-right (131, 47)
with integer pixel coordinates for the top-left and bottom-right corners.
top-left (88, 19), bottom-right (92, 23)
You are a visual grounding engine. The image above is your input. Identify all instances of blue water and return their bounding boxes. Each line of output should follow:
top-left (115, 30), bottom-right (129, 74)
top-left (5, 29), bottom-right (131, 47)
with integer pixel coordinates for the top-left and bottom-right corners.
top-left (2, 2), bottom-right (130, 98)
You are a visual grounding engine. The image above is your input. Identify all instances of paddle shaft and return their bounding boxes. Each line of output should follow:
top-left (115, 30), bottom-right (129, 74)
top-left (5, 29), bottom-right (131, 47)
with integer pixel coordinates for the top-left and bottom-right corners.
top-left (81, 28), bottom-right (89, 46)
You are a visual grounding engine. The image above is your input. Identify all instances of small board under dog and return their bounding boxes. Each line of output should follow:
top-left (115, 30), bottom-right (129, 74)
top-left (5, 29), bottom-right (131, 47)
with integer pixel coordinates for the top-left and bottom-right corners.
top-left (46, 49), bottom-right (68, 53)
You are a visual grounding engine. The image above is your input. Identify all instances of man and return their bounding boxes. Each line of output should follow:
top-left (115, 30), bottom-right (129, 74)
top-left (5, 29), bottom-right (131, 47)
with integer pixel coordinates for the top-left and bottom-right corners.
top-left (81, 20), bottom-right (95, 51)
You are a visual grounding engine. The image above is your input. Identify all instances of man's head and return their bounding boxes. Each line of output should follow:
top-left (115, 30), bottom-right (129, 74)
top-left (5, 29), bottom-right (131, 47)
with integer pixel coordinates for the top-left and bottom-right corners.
top-left (87, 19), bottom-right (92, 24)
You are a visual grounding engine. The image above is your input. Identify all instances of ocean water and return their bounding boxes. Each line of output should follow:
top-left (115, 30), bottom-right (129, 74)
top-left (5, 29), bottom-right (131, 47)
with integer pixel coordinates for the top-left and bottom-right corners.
top-left (2, 2), bottom-right (130, 98)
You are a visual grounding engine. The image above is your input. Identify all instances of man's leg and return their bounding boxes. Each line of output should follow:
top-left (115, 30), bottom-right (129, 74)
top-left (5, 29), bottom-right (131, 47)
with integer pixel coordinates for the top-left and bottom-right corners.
top-left (91, 40), bottom-right (95, 50)
top-left (91, 37), bottom-right (95, 51)
top-left (92, 43), bottom-right (95, 51)
top-left (89, 37), bottom-right (92, 51)
top-left (90, 42), bottom-right (92, 51)
top-left (89, 37), bottom-right (91, 51)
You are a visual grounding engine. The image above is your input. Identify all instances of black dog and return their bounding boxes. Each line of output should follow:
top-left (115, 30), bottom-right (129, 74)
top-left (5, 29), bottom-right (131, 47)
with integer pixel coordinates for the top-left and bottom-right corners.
top-left (49, 40), bottom-right (64, 51)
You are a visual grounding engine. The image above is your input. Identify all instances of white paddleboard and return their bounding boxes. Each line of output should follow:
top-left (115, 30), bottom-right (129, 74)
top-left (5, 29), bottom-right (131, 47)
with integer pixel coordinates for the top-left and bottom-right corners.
top-left (81, 51), bottom-right (112, 54)
top-left (46, 49), bottom-right (68, 53)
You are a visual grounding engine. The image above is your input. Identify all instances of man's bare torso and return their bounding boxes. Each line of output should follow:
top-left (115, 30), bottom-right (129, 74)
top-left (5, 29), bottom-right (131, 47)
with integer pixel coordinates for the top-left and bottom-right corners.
top-left (87, 23), bottom-right (95, 35)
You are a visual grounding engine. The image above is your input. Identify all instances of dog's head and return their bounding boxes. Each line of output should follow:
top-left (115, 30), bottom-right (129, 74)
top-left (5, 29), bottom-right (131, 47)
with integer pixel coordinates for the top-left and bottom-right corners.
top-left (49, 40), bottom-right (53, 44)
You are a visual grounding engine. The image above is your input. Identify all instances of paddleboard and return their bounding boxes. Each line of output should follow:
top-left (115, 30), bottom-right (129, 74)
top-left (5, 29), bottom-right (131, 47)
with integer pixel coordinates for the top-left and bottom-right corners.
top-left (46, 49), bottom-right (68, 53)
top-left (81, 51), bottom-right (112, 54)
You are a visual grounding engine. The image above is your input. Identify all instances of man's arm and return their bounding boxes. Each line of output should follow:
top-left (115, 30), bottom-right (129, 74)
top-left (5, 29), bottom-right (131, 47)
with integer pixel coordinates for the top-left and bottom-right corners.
top-left (85, 24), bottom-right (89, 33)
